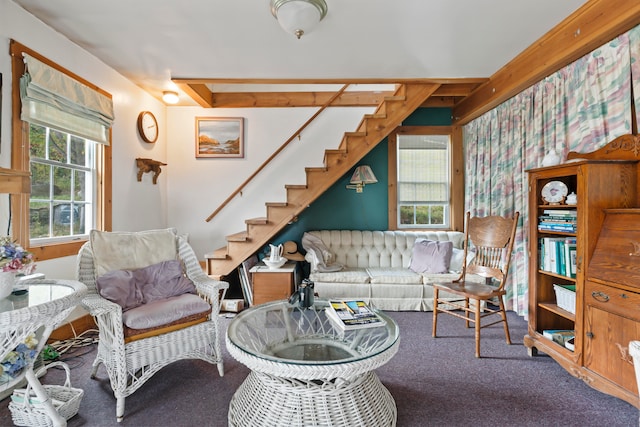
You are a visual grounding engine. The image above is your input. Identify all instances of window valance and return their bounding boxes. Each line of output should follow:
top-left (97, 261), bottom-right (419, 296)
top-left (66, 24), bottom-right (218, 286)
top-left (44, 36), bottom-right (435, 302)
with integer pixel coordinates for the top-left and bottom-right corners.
top-left (19, 54), bottom-right (114, 145)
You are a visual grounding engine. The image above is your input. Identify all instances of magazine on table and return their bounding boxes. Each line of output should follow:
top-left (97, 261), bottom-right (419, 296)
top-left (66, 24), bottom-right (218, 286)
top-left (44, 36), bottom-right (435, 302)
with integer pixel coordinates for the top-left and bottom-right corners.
top-left (326, 300), bottom-right (385, 330)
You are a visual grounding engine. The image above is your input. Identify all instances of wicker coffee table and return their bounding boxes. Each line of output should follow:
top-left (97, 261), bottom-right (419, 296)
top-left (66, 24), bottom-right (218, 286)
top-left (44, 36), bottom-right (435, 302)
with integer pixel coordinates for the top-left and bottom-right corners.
top-left (226, 299), bottom-right (399, 427)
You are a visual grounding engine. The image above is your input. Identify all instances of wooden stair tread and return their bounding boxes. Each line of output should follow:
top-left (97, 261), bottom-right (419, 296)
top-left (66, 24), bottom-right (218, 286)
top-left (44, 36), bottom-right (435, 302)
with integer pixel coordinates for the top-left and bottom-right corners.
top-left (383, 95), bottom-right (405, 102)
top-left (245, 217), bottom-right (268, 225)
top-left (205, 247), bottom-right (228, 260)
top-left (226, 231), bottom-right (249, 242)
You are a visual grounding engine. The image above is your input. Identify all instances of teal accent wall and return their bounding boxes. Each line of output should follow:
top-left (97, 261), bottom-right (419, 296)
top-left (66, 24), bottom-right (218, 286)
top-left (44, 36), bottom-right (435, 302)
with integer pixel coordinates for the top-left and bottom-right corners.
top-left (262, 107), bottom-right (452, 257)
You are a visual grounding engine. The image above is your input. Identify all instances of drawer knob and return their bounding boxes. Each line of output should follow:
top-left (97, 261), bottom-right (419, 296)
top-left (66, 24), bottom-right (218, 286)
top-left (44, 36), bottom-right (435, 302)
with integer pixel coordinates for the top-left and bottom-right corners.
top-left (591, 291), bottom-right (610, 302)
top-left (586, 332), bottom-right (594, 338)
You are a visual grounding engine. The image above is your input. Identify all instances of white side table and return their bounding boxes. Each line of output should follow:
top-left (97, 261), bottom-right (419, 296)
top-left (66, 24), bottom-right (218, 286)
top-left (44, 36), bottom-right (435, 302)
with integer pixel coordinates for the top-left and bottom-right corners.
top-left (0, 279), bottom-right (87, 427)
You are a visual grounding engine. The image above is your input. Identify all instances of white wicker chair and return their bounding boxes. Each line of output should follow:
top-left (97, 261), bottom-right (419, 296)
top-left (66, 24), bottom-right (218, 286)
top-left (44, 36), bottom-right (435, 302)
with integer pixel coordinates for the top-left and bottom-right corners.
top-left (76, 231), bottom-right (228, 422)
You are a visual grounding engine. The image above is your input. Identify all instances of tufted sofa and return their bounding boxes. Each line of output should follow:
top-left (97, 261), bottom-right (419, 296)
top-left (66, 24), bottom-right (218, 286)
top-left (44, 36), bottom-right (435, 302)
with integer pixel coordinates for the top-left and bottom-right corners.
top-left (304, 230), bottom-right (477, 311)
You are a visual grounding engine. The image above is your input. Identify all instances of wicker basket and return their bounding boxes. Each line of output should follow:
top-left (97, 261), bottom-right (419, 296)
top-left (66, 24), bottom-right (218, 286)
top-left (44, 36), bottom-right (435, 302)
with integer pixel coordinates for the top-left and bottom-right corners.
top-left (553, 284), bottom-right (576, 314)
top-left (8, 361), bottom-right (83, 427)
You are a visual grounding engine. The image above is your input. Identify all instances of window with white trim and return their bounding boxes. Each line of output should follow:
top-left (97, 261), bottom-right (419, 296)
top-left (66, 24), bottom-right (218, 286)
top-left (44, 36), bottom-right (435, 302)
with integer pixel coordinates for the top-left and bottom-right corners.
top-left (29, 124), bottom-right (96, 242)
top-left (396, 133), bottom-right (451, 228)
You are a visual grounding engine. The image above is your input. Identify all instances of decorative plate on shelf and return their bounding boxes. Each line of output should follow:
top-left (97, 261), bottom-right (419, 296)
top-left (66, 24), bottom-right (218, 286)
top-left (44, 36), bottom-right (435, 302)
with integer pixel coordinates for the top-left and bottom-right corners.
top-left (541, 180), bottom-right (568, 204)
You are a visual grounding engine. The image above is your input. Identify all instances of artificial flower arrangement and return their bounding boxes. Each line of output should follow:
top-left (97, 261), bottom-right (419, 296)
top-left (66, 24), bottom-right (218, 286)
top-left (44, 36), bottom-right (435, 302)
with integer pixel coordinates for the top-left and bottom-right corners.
top-left (0, 237), bottom-right (35, 275)
top-left (0, 334), bottom-right (39, 382)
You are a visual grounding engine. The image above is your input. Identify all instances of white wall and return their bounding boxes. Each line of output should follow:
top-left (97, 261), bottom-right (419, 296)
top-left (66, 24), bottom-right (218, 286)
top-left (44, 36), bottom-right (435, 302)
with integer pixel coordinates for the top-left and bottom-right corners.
top-left (1, 0), bottom-right (375, 280)
top-left (166, 106), bottom-right (372, 259)
top-left (1, 0), bottom-right (167, 279)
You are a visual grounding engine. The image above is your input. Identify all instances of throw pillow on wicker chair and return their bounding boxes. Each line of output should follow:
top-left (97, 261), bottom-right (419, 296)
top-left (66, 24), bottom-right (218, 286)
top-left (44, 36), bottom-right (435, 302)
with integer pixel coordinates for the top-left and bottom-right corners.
top-left (96, 259), bottom-right (196, 310)
top-left (96, 259), bottom-right (211, 333)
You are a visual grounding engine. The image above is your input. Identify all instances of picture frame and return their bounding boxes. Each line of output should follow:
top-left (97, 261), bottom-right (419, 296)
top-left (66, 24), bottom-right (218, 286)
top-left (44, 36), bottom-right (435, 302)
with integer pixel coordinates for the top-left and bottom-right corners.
top-left (195, 117), bottom-right (244, 158)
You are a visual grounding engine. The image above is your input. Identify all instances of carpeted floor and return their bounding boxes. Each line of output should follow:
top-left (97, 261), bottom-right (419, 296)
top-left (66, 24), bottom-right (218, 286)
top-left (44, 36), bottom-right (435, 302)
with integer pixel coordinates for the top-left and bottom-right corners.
top-left (1, 310), bottom-right (637, 426)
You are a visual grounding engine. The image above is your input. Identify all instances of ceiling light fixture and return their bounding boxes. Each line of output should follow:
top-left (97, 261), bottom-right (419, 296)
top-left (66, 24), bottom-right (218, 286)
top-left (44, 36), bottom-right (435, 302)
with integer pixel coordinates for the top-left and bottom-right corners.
top-left (270, 0), bottom-right (328, 39)
top-left (162, 91), bottom-right (179, 104)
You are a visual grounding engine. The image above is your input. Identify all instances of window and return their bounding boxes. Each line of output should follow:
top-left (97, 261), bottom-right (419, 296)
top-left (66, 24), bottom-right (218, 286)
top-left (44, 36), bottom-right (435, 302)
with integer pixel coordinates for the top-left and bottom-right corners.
top-left (388, 126), bottom-right (464, 231)
top-left (29, 124), bottom-right (95, 242)
top-left (11, 40), bottom-right (112, 260)
top-left (397, 133), bottom-right (450, 228)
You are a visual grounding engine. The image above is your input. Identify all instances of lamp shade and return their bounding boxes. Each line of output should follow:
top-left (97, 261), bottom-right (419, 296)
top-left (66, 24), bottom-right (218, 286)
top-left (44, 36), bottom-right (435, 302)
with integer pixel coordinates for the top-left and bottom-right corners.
top-left (271, 0), bottom-right (328, 39)
top-left (347, 165), bottom-right (378, 193)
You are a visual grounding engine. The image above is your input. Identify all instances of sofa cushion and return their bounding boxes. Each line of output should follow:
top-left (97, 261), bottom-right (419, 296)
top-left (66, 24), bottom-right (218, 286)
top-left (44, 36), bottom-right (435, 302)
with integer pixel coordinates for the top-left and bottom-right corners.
top-left (91, 228), bottom-right (178, 277)
top-left (449, 248), bottom-right (465, 273)
top-left (409, 239), bottom-right (453, 274)
top-left (122, 293), bottom-right (211, 330)
top-left (366, 267), bottom-right (423, 284)
top-left (96, 259), bottom-right (196, 311)
top-left (309, 267), bottom-right (370, 284)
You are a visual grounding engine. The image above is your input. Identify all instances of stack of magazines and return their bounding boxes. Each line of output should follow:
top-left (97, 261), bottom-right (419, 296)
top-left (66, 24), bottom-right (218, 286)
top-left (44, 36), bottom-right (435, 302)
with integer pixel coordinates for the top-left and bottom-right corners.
top-left (325, 300), bottom-right (385, 331)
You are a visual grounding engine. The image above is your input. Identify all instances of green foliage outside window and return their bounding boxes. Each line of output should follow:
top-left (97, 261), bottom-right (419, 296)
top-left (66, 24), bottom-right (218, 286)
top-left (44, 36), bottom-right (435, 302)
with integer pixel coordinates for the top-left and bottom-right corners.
top-left (400, 205), bottom-right (445, 226)
top-left (29, 124), bottom-right (92, 240)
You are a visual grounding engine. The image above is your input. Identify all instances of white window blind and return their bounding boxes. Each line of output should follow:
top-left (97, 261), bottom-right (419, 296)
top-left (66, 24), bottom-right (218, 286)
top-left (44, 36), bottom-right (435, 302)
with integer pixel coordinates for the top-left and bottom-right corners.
top-left (397, 135), bottom-right (449, 204)
top-left (19, 54), bottom-right (114, 145)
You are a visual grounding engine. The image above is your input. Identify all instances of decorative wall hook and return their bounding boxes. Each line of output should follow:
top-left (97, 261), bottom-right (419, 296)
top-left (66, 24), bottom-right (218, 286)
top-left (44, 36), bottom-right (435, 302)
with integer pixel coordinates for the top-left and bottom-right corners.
top-left (136, 158), bottom-right (167, 184)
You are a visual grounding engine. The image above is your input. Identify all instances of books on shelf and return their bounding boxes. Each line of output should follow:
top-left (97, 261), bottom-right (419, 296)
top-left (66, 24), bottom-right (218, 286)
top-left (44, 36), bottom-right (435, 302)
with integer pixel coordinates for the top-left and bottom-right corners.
top-left (543, 329), bottom-right (575, 350)
top-left (539, 237), bottom-right (576, 278)
top-left (538, 210), bottom-right (577, 233)
top-left (326, 300), bottom-right (385, 330)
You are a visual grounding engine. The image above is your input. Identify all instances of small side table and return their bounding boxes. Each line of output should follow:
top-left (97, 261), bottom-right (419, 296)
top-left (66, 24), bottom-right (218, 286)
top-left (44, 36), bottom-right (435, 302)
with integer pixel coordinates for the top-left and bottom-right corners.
top-left (0, 279), bottom-right (87, 427)
top-left (249, 261), bottom-right (299, 305)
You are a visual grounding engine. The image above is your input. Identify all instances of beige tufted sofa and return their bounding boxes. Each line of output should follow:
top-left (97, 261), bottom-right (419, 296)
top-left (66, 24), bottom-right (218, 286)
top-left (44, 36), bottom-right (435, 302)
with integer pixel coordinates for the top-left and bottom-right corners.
top-left (305, 230), bottom-right (471, 311)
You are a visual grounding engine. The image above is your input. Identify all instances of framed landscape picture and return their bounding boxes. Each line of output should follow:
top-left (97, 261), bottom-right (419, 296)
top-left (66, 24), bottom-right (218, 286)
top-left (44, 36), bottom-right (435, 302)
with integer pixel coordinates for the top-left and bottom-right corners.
top-left (196, 117), bottom-right (244, 158)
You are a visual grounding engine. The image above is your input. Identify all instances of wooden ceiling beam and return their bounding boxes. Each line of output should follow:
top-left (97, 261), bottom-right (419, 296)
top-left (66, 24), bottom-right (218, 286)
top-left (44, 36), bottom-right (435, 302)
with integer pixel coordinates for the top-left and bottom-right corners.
top-left (207, 91), bottom-right (391, 108)
top-left (174, 78), bottom-right (486, 108)
top-left (453, 0), bottom-right (640, 125)
top-left (175, 83), bottom-right (213, 108)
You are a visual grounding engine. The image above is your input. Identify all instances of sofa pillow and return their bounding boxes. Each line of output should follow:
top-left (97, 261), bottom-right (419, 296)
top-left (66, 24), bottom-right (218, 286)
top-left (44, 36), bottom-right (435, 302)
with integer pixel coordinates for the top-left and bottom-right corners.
top-left (91, 228), bottom-right (178, 277)
top-left (409, 239), bottom-right (453, 274)
top-left (96, 259), bottom-right (196, 311)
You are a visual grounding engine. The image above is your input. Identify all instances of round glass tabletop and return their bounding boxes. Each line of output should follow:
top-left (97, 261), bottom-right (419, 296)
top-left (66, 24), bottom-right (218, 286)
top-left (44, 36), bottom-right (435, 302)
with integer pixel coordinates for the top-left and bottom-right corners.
top-left (226, 299), bottom-right (399, 366)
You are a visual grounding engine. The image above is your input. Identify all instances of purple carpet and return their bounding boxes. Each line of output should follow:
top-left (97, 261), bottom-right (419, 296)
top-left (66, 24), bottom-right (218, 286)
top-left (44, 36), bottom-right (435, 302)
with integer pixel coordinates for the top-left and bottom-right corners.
top-left (1, 311), bottom-right (637, 426)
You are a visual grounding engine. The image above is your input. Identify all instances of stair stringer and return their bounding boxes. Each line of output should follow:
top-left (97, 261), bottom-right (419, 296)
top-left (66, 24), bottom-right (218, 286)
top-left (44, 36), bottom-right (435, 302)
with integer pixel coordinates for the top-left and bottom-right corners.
top-left (207, 83), bottom-right (440, 277)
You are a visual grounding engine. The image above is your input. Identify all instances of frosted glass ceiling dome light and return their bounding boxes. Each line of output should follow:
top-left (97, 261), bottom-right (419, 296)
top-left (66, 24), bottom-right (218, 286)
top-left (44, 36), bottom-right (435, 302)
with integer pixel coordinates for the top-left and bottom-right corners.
top-left (271, 0), bottom-right (328, 39)
top-left (162, 91), bottom-right (179, 104)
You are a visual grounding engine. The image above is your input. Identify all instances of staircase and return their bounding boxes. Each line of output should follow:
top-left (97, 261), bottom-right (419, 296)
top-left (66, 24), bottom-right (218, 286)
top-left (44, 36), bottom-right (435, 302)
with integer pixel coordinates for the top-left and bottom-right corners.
top-left (205, 83), bottom-right (440, 278)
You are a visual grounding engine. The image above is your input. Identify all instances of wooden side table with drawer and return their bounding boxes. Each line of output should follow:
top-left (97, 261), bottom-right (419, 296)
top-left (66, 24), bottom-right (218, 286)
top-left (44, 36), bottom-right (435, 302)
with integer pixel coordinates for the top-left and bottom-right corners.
top-left (250, 261), bottom-right (299, 306)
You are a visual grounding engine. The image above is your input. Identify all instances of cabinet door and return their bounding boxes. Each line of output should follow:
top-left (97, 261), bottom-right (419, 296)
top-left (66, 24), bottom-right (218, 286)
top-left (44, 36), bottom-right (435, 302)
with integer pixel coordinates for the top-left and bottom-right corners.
top-left (584, 305), bottom-right (640, 394)
top-left (252, 272), bottom-right (294, 305)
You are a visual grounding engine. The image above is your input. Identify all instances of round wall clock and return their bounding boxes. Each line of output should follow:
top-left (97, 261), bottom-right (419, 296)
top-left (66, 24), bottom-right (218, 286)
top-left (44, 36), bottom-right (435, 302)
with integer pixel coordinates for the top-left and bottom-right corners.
top-left (541, 180), bottom-right (568, 205)
top-left (137, 111), bottom-right (158, 143)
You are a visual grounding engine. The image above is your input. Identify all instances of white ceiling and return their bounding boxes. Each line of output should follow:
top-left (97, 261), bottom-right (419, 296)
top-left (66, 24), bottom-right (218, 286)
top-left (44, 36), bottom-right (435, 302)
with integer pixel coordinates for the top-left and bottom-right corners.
top-left (12, 0), bottom-right (587, 104)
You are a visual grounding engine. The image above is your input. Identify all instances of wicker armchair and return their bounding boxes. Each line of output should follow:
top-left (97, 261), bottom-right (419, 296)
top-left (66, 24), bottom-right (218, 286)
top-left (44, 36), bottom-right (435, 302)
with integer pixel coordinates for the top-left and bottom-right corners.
top-left (76, 229), bottom-right (229, 422)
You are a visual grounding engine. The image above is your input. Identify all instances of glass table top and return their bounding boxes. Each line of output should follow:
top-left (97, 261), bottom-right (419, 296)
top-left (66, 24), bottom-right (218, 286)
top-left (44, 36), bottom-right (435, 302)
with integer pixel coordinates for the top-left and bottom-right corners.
top-left (227, 300), bottom-right (399, 366)
top-left (0, 281), bottom-right (76, 314)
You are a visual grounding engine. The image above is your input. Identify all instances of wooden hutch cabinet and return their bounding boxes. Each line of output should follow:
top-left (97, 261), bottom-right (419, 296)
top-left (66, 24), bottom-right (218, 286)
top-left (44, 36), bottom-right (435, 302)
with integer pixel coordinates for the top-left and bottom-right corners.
top-left (524, 135), bottom-right (640, 407)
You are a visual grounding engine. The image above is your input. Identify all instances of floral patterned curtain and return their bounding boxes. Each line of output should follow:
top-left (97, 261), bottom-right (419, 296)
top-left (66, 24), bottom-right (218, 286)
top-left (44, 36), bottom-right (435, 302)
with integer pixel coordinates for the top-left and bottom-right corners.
top-left (464, 25), bottom-right (640, 317)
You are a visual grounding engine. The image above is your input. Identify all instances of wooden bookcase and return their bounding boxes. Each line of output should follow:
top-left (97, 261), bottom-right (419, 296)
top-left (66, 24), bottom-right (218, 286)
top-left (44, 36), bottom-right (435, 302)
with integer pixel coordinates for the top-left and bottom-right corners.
top-left (525, 141), bottom-right (640, 407)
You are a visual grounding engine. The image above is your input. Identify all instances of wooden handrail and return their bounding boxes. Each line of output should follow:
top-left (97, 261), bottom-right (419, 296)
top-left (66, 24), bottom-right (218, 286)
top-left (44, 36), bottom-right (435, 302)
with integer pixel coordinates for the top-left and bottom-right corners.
top-left (205, 84), bottom-right (350, 222)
